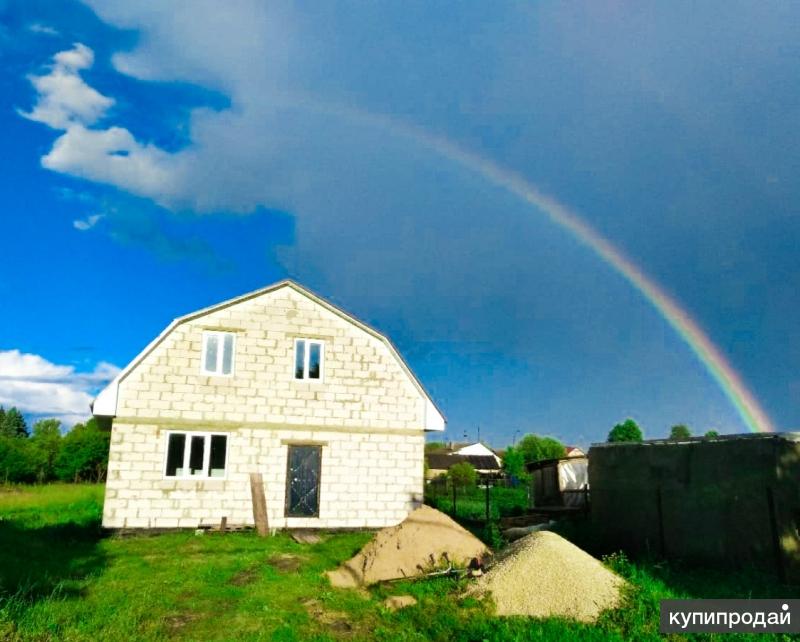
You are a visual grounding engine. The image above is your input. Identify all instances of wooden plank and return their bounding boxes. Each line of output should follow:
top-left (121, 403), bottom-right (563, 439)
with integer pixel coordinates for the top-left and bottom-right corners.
top-left (499, 514), bottom-right (550, 529)
top-left (220, 516), bottom-right (227, 534)
top-left (291, 531), bottom-right (322, 544)
top-left (249, 473), bottom-right (269, 536)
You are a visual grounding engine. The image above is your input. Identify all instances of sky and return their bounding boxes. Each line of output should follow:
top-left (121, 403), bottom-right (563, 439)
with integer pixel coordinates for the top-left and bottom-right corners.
top-left (0, 1), bottom-right (799, 446)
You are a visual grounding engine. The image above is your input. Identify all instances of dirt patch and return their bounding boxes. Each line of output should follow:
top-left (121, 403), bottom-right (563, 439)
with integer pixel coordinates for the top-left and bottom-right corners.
top-left (229, 566), bottom-right (260, 586)
top-left (164, 613), bottom-right (200, 631)
top-left (382, 595), bottom-right (417, 611)
top-left (303, 598), bottom-right (355, 636)
top-left (327, 505), bottom-right (488, 588)
top-left (469, 530), bottom-right (625, 622)
top-left (268, 553), bottom-right (302, 573)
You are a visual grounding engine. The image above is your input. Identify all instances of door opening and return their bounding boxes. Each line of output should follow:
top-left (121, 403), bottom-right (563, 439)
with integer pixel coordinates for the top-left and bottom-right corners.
top-left (285, 445), bottom-right (322, 517)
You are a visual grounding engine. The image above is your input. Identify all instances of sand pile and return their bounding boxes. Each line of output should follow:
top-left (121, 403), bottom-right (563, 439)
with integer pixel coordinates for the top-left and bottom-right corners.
top-left (327, 505), bottom-right (488, 587)
top-left (470, 531), bottom-right (624, 622)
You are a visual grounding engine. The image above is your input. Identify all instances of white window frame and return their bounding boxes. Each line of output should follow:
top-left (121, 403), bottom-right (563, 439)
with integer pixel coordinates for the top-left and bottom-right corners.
top-left (201, 331), bottom-right (236, 377)
top-left (162, 431), bottom-right (230, 480)
top-left (293, 338), bottom-right (325, 382)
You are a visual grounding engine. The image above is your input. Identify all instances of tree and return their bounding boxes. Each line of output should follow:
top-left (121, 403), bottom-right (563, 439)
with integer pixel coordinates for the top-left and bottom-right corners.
top-left (704, 430), bottom-right (720, 438)
top-left (54, 418), bottom-right (110, 482)
top-left (669, 424), bottom-right (692, 440)
top-left (607, 419), bottom-right (644, 443)
top-left (517, 434), bottom-right (566, 464)
top-left (0, 437), bottom-right (36, 482)
top-left (425, 441), bottom-right (447, 453)
top-left (447, 461), bottom-right (477, 488)
top-left (502, 445), bottom-right (527, 479)
top-left (30, 419), bottom-right (62, 482)
top-left (0, 407), bottom-right (28, 438)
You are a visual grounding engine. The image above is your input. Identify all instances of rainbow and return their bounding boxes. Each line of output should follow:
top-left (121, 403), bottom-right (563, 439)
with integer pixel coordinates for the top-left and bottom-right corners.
top-left (285, 96), bottom-right (774, 434)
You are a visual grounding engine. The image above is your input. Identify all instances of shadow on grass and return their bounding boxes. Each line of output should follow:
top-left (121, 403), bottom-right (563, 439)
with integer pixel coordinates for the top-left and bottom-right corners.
top-left (641, 560), bottom-right (798, 600)
top-left (554, 515), bottom-right (798, 599)
top-left (0, 518), bottom-right (106, 603)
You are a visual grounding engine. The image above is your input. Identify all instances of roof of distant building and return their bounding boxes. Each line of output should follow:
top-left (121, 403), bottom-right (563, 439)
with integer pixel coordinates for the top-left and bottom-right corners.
top-left (426, 453), bottom-right (502, 471)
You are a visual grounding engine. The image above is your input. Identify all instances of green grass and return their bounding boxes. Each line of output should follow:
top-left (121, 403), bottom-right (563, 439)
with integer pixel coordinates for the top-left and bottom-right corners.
top-left (0, 484), bottom-right (796, 641)
top-left (426, 484), bottom-right (529, 522)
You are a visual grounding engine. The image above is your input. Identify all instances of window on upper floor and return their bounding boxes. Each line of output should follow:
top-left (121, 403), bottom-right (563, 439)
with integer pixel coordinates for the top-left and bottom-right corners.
top-left (202, 331), bottom-right (235, 376)
top-left (294, 338), bottom-right (323, 380)
top-left (164, 431), bottom-right (228, 478)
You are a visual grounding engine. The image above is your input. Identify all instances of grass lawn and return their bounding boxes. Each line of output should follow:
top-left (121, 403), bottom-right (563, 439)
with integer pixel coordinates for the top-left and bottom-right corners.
top-left (0, 484), bottom-right (796, 641)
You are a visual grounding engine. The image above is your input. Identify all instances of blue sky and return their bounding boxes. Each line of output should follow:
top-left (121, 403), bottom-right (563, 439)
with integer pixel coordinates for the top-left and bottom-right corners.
top-left (1, 0), bottom-right (799, 446)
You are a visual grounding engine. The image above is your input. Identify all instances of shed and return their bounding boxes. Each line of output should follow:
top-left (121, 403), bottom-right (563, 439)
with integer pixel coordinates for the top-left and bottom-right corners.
top-left (526, 455), bottom-right (589, 508)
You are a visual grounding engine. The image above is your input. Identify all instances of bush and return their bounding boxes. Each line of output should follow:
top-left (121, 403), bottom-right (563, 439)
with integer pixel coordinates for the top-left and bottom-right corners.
top-left (448, 462), bottom-right (477, 488)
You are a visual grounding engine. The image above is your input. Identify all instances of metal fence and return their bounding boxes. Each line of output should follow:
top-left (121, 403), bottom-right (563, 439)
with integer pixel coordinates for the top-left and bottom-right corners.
top-left (424, 474), bottom-right (530, 526)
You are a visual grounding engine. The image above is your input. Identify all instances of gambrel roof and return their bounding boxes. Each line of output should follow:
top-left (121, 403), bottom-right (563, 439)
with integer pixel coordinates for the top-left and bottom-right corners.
top-left (93, 279), bottom-right (445, 431)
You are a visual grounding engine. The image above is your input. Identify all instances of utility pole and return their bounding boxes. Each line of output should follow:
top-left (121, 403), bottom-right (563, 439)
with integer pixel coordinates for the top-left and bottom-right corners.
top-left (477, 425), bottom-right (481, 444)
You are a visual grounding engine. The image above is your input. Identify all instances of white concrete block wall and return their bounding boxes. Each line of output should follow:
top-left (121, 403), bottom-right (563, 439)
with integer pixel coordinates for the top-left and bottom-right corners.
top-left (102, 284), bottom-right (434, 529)
top-left (103, 423), bottom-right (425, 529)
top-left (114, 287), bottom-right (426, 430)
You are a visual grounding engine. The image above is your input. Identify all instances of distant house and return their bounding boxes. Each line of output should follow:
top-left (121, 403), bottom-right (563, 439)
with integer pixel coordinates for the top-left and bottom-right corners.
top-left (93, 280), bottom-right (445, 530)
top-left (425, 441), bottom-right (503, 479)
top-left (428, 441), bottom-right (501, 462)
top-left (452, 441), bottom-right (502, 466)
top-left (425, 453), bottom-right (502, 479)
top-left (565, 446), bottom-right (586, 458)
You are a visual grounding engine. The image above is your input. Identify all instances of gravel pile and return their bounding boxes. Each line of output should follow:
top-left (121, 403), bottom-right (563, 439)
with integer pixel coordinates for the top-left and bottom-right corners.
top-left (327, 505), bottom-right (488, 587)
top-left (470, 530), bottom-right (624, 622)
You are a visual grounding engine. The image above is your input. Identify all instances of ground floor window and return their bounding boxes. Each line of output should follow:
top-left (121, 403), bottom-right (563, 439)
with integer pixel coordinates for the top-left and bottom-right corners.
top-left (285, 445), bottom-right (322, 517)
top-left (164, 431), bottom-right (228, 478)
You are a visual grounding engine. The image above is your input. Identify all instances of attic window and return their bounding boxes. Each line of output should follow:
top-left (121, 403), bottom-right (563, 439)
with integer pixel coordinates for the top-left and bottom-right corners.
top-left (202, 331), bottom-right (235, 376)
top-left (294, 339), bottom-right (323, 380)
top-left (164, 432), bottom-right (228, 478)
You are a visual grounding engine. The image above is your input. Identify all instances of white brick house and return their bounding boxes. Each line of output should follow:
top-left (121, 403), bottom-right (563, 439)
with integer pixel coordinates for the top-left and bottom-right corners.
top-left (93, 280), bottom-right (445, 529)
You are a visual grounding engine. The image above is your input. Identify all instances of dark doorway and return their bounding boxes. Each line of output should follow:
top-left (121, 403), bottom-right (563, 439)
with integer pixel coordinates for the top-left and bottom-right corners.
top-left (285, 445), bottom-right (322, 517)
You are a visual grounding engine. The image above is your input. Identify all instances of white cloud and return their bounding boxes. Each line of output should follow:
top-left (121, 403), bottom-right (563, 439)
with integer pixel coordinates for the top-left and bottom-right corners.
top-left (42, 124), bottom-right (177, 203)
top-left (28, 23), bottom-right (60, 37)
top-left (73, 213), bottom-right (105, 231)
top-left (21, 11), bottom-right (294, 213)
top-left (0, 350), bottom-right (120, 425)
top-left (21, 44), bottom-right (198, 209)
top-left (22, 43), bottom-right (114, 129)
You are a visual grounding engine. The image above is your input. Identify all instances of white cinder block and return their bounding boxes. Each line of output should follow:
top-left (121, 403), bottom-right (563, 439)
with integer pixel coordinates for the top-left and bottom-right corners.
top-left (101, 284), bottom-right (436, 529)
